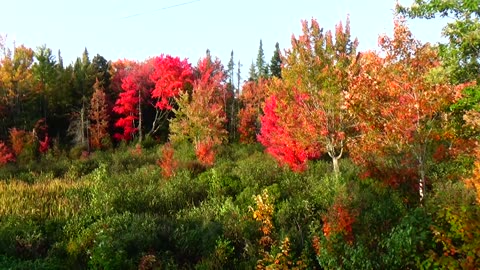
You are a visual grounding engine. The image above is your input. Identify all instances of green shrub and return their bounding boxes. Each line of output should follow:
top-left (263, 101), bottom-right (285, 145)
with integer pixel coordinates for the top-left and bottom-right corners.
top-left (233, 151), bottom-right (282, 191)
top-left (157, 170), bottom-right (209, 214)
top-left (140, 135), bottom-right (158, 149)
top-left (0, 255), bottom-right (65, 270)
top-left (0, 217), bottom-right (46, 259)
top-left (67, 212), bottom-right (168, 270)
top-left (313, 179), bottom-right (409, 269)
top-left (422, 180), bottom-right (480, 269)
top-left (380, 208), bottom-right (432, 269)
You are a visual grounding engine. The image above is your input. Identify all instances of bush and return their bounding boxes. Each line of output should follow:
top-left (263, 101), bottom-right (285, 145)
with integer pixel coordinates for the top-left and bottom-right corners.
top-left (380, 208), bottom-right (432, 269)
top-left (422, 180), bottom-right (480, 269)
top-left (66, 212), bottom-right (169, 270)
top-left (233, 151), bottom-right (282, 193)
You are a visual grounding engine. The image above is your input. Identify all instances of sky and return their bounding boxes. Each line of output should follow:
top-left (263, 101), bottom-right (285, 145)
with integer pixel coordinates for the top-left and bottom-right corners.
top-left (1, 0), bottom-right (448, 77)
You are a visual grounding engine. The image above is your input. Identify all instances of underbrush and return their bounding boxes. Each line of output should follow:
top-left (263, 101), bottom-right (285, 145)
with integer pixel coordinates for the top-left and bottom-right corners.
top-left (0, 143), bottom-right (478, 269)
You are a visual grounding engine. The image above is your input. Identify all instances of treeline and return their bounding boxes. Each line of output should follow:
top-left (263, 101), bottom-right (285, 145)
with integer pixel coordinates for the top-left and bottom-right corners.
top-left (0, 35), bottom-right (284, 161)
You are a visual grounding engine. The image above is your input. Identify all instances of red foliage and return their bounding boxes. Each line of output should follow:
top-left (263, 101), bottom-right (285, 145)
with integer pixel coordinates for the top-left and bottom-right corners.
top-left (238, 79), bottom-right (267, 143)
top-left (39, 135), bottom-right (50, 153)
top-left (113, 60), bottom-right (154, 141)
top-left (157, 143), bottom-right (178, 178)
top-left (195, 139), bottom-right (216, 166)
top-left (169, 54), bottom-right (228, 166)
top-left (150, 55), bottom-right (193, 110)
top-left (0, 141), bottom-right (15, 165)
top-left (323, 201), bottom-right (357, 244)
top-left (258, 92), bottom-right (321, 172)
top-left (34, 119), bottom-right (49, 153)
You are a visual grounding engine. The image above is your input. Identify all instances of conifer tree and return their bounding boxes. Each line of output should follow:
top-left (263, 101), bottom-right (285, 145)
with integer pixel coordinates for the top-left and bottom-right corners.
top-left (270, 42), bottom-right (282, 78)
top-left (248, 61), bottom-right (257, 81)
top-left (89, 79), bottom-right (110, 150)
top-left (256, 39), bottom-right (268, 79)
top-left (32, 45), bottom-right (56, 120)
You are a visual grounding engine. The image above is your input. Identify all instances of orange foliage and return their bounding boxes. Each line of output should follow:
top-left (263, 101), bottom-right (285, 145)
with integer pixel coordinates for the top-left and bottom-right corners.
top-left (169, 54), bottom-right (228, 166)
top-left (195, 139), bottom-right (215, 167)
top-left (258, 18), bottom-right (358, 174)
top-left (322, 200), bottom-right (357, 244)
top-left (157, 143), bottom-right (178, 178)
top-left (347, 19), bottom-right (458, 187)
top-left (238, 79), bottom-right (268, 143)
top-left (9, 128), bottom-right (28, 156)
top-left (89, 79), bottom-right (110, 150)
top-left (465, 147), bottom-right (480, 203)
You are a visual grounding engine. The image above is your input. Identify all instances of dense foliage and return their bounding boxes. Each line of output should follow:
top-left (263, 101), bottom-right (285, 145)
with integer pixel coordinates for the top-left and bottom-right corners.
top-left (1, 2), bottom-right (480, 269)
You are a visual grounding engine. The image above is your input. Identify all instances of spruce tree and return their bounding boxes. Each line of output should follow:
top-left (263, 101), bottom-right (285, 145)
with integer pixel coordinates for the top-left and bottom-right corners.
top-left (270, 42), bottom-right (282, 78)
top-left (248, 61), bottom-right (257, 81)
top-left (227, 50), bottom-right (235, 88)
top-left (256, 39), bottom-right (267, 78)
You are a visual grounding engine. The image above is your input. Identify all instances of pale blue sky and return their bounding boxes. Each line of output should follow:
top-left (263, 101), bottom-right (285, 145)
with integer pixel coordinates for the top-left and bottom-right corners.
top-left (1, 0), bottom-right (447, 77)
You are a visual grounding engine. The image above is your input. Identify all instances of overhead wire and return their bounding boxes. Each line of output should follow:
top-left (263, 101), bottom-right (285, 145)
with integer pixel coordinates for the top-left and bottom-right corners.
top-left (121, 0), bottom-right (201, 19)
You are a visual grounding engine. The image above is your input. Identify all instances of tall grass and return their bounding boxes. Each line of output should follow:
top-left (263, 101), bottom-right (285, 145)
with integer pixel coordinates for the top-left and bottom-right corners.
top-left (0, 179), bottom-right (89, 220)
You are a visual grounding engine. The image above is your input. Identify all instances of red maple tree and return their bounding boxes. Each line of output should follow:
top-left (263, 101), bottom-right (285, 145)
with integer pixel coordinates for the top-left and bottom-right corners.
top-left (346, 18), bottom-right (459, 198)
top-left (258, 80), bottom-right (321, 172)
top-left (151, 55), bottom-right (193, 110)
top-left (169, 53), bottom-right (228, 166)
top-left (258, 18), bottom-right (358, 174)
top-left (238, 78), bottom-right (268, 143)
top-left (113, 59), bottom-right (154, 141)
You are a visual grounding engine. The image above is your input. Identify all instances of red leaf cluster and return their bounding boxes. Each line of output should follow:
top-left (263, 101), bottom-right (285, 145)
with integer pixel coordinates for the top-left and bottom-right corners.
top-left (113, 60), bottom-right (154, 141)
top-left (258, 93), bottom-right (321, 172)
top-left (0, 141), bottom-right (15, 165)
top-left (39, 135), bottom-right (50, 153)
top-left (34, 119), bottom-right (49, 153)
top-left (195, 139), bottom-right (215, 166)
top-left (322, 201), bottom-right (357, 244)
top-left (238, 79), bottom-right (267, 143)
top-left (151, 55), bottom-right (193, 110)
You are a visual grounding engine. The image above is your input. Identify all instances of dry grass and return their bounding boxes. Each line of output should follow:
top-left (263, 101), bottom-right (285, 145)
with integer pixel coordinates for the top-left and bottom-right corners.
top-left (0, 178), bottom-right (90, 220)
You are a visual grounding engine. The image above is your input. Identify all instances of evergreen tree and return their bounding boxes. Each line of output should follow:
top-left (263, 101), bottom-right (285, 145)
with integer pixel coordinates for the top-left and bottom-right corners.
top-left (237, 60), bottom-right (242, 91)
top-left (69, 48), bottom-right (95, 149)
top-left (270, 42), bottom-right (282, 78)
top-left (89, 79), bottom-right (110, 150)
top-left (227, 50), bottom-right (235, 88)
top-left (248, 61), bottom-right (257, 81)
top-left (256, 39), bottom-right (267, 78)
top-left (91, 54), bottom-right (111, 89)
top-left (32, 45), bottom-right (56, 120)
top-left (226, 50), bottom-right (237, 140)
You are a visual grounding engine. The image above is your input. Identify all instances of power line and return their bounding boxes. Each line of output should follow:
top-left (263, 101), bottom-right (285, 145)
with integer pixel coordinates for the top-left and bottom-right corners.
top-left (122, 0), bottom-right (201, 19)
